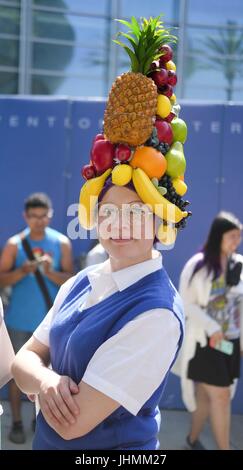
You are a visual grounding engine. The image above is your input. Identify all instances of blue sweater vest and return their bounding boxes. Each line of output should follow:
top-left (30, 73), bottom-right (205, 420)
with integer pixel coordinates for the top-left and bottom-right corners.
top-left (33, 265), bottom-right (184, 450)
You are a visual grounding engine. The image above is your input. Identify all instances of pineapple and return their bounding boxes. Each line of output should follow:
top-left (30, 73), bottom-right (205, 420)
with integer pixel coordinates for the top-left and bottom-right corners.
top-left (104, 16), bottom-right (177, 147)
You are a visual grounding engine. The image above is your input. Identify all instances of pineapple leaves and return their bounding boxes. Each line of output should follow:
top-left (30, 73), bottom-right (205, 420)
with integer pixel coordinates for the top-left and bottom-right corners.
top-left (131, 16), bottom-right (140, 38)
top-left (117, 32), bottom-right (138, 53)
top-left (113, 40), bottom-right (139, 72)
top-left (116, 19), bottom-right (134, 30)
top-left (115, 14), bottom-right (177, 74)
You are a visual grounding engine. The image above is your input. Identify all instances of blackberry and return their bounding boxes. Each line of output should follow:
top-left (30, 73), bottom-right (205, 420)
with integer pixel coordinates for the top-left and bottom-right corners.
top-left (183, 200), bottom-right (190, 207)
top-left (175, 219), bottom-right (187, 230)
top-left (146, 137), bottom-right (153, 146)
top-left (180, 220), bottom-right (187, 229)
top-left (158, 143), bottom-right (167, 154)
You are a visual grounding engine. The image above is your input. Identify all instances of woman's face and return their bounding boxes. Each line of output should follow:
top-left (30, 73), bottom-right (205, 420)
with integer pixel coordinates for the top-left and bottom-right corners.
top-left (97, 185), bottom-right (155, 269)
top-left (221, 228), bottom-right (242, 256)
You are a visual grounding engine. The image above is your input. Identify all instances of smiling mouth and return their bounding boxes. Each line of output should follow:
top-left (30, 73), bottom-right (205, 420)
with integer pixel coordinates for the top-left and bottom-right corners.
top-left (111, 238), bottom-right (134, 242)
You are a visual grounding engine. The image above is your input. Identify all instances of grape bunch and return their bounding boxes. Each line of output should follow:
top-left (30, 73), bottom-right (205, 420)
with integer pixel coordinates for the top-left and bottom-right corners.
top-left (146, 128), bottom-right (171, 155)
top-left (156, 142), bottom-right (170, 154)
top-left (158, 174), bottom-right (192, 229)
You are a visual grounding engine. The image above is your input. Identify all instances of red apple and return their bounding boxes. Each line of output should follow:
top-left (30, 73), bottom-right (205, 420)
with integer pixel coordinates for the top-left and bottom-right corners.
top-left (167, 70), bottom-right (177, 86)
top-left (164, 112), bottom-right (176, 123)
top-left (150, 69), bottom-right (168, 87)
top-left (154, 120), bottom-right (173, 145)
top-left (159, 44), bottom-right (173, 64)
top-left (115, 144), bottom-right (131, 162)
top-left (91, 139), bottom-right (115, 172)
top-left (159, 84), bottom-right (173, 98)
top-left (93, 133), bottom-right (105, 143)
top-left (81, 164), bottom-right (96, 180)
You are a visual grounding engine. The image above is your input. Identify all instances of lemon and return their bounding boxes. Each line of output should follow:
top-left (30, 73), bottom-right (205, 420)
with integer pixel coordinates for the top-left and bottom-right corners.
top-left (157, 95), bottom-right (172, 119)
top-left (172, 177), bottom-right (188, 196)
top-left (166, 60), bottom-right (176, 71)
top-left (157, 224), bottom-right (177, 245)
top-left (112, 164), bottom-right (133, 186)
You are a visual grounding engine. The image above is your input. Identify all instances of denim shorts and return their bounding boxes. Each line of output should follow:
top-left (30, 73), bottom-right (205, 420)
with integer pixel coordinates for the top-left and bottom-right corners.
top-left (7, 328), bottom-right (32, 354)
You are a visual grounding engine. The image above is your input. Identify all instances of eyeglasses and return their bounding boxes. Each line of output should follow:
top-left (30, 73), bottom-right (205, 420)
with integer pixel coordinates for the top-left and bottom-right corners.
top-left (97, 203), bottom-right (153, 223)
top-left (26, 212), bottom-right (52, 221)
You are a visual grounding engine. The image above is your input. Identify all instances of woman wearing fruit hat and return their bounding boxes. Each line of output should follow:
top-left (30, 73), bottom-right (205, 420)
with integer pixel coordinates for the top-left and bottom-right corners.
top-left (12, 16), bottom-right (190, 450)
top-left (175, 212), bottom-right (243, 450)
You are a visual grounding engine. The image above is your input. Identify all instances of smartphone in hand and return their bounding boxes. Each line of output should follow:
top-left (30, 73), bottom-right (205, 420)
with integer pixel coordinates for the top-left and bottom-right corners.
top-left (214, 339), bottom-right (233, 355)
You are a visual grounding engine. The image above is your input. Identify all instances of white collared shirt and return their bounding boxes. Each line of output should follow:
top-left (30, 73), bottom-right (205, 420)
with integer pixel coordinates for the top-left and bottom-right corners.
top-left (0, 298), bottom-right (15, 390)
top-left (34, 251), bottom-right (181, 415)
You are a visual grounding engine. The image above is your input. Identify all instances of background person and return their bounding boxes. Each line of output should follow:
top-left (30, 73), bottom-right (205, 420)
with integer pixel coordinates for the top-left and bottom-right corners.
top-left (177, 211), bottom-right (243, 450)
top-left (0, 192), bottom-right (73, 444)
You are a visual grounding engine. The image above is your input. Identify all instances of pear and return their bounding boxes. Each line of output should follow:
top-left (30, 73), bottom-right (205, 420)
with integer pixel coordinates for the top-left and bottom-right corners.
top-left (165, 142), bottom-right (186, 178)
top-left (171, 117), bottom-right (187, 143)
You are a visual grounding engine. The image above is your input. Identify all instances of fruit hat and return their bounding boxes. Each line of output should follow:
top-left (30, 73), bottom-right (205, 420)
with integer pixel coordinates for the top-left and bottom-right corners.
top-left (79, 15), bottom-right (191, 245)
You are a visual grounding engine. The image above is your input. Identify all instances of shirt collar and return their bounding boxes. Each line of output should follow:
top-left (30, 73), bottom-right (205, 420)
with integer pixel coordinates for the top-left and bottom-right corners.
top-left (111, 250), bottom-right (162, 291)
top-left (87, 259), bottom-right (112, 291)
top-left (87, 250), bottom-right (162, 292)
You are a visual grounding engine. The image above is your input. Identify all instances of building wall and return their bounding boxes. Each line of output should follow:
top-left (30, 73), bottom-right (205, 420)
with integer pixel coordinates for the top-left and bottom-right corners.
top-left (0, 0), bottom-right (243, 101)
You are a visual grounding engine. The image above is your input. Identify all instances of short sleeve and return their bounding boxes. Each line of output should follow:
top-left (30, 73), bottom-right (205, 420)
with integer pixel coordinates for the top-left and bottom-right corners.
top-left (0, 297), bottom-right (15, 387)
top-left (82, 309), bottom-right (181, 415)
top-left (33, 274), bottom-right (77, 346)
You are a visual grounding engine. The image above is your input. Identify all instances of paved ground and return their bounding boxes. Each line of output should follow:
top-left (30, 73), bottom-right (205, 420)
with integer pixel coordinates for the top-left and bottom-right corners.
top-left (1, 400), bottom-right (243, 450)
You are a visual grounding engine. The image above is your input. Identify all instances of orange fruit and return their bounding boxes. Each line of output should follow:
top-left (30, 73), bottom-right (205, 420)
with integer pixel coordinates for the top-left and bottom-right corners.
top-left (179, 175), bottom-right (184, 181)
top-left (130, 146), bottom-right (167, 179)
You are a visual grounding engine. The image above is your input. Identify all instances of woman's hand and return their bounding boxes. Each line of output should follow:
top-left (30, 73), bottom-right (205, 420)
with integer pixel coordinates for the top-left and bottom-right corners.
top-left (39, 371), bottom-right (80, 429)
top-left (209, 330), bottom-right (224, 348)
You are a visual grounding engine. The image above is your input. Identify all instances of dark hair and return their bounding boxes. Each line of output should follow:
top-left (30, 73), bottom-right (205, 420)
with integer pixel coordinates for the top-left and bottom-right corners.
top-left (24, 193), bottom-right (52, 212)
top-left (191, 211), bottom-right (242, 281)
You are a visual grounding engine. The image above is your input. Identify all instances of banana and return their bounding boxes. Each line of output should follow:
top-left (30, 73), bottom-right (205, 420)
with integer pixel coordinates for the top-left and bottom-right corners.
top-left (79, 168), bottom-right (112, 229)
top-left (172, 177), bottom-right (187, 196)
top-left (132, 168), bottom-right (187, 223)
top-left (157, 223), bottom-right (177, 245)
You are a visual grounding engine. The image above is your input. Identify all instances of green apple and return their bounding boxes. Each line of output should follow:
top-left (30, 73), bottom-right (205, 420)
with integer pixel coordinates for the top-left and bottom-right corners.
top-left (165, 142), bottom-right (186, 178)
top-left (171, 117), bottom-right (187, 143)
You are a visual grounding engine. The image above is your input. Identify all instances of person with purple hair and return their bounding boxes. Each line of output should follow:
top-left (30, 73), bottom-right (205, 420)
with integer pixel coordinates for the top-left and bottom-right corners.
top-left (177, 211), bottom-right (243, 450)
